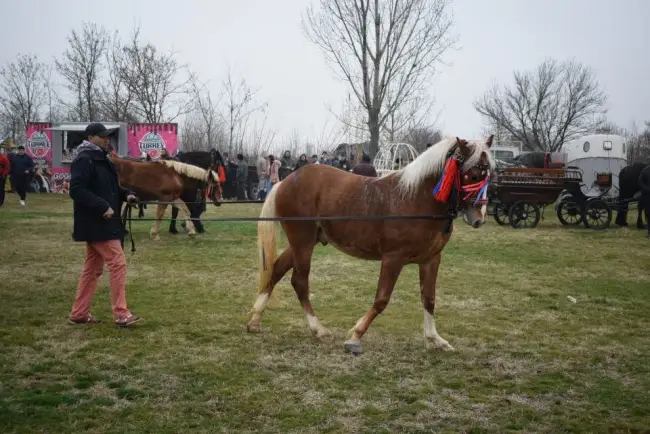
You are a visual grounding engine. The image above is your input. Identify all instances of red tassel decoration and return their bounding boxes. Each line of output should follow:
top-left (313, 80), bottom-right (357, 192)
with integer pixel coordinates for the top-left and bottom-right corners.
top-left (432, 156), bottom-right (461, 203)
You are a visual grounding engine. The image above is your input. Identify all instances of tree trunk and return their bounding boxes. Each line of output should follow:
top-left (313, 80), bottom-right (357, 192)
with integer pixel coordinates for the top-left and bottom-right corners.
top-left (368, 109), bottom-right (380, 158)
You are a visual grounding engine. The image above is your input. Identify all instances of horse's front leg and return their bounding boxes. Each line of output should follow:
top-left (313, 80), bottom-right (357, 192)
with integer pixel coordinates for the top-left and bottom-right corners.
top-left (419, 253), bottom-right (454, 351)
top-left (173, 199), bottom-right (196, 236)
top-left (344, 257), bottom-right (403, 355)
top-left (192, 201), bottom-right (206, 234)
top-left (150, 204), bottom-right (168, 241)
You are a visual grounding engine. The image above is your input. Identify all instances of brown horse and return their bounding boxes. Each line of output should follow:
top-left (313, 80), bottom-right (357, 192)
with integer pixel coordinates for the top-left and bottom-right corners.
top-left (110, 156), bottom-right (222, 240)
top-left (246, 136), bottom-right (494, 355)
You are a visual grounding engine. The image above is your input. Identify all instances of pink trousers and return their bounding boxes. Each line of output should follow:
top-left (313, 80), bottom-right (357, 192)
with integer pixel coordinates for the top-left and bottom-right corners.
top-left (70, 239), bottom-right (131, 320)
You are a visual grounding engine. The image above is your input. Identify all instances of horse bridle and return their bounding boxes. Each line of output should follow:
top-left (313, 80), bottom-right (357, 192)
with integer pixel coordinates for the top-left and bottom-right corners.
top-left (442, 147), bottom-right (491, 232)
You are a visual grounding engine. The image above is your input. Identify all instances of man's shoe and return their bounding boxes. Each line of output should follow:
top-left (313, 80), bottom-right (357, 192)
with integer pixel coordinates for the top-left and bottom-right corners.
top-left (115, 314), bottom-right (142, 327)
top-left (68, 313), bottom-right (101, 324)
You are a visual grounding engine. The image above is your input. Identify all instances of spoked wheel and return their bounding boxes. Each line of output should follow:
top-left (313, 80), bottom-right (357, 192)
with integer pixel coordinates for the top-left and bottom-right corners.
top-left (493, 203), bottom-right (509, 226)
top-left (508, 200), bottom-right (541, 229)
top-left (582, 199), bottom-right (612, 230)
top-left (557, 199), bottom-right (583, 226)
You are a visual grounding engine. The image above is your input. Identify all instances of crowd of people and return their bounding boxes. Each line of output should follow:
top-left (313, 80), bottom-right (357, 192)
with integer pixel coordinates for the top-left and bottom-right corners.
top-left (0, 143), bottom-right (380, 207)
top-left (218, 149), bottom-right (378, 201)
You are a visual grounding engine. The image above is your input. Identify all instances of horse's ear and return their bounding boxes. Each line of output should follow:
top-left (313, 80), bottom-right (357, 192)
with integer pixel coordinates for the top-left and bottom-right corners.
top-left (486, 135), bottom-right (494, 148)
top-left (456, 137), bottom-right (469, 148)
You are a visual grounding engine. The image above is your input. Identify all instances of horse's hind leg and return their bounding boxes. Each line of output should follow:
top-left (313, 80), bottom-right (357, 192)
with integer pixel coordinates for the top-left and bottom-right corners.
top-left (150, 204), bottom-right (168, 241)
top-left (636, 197), bottom-right (646, 229)
top-left (291, 242), bottom-right (330, 339)
top-left (247, 248), bottom-right (295, 332)
top-left (419, 253), bottom-right (454, 351)
top-left (169, 205), bottom-right (179, 234)
top-left (344, 257), bottom-right (403, 355)
top-left (173, 199), bottom-right (196, 236)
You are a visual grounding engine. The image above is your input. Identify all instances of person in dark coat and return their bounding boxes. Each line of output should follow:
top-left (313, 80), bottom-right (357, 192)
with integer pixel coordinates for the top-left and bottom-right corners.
top-left (638, 164), bottom-right (650, 237)
top-left (235, 153), bottom-right (248, 200)
top-left (0, 149), bottom-right (10, 207)
top-left (9, 145), bottom-right (35, 206)
top-left (68, 122), bottom-right (141, 327)
top-left (352, 153), bottom-right (378, 177)
top-left (294, 154), bottom-right (309, 171)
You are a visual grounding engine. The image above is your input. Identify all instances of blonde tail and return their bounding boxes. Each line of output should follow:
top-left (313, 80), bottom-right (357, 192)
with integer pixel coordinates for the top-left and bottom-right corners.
top-left (257, 184), bottom-right (281, 303)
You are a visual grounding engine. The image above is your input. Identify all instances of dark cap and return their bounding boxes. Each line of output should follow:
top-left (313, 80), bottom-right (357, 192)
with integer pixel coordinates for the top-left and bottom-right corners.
top-left (85, 122), bottom-right (113, 137)
top-left (17, 145), bottom-right (25, 150)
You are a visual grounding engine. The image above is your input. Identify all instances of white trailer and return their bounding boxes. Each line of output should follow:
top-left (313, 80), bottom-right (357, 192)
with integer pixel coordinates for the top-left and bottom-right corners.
top-left (562, 134), bottom-right (627, 198)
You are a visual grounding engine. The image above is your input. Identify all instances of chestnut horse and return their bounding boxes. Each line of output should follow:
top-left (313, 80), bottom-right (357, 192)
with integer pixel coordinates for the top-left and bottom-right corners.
top-left (246, 136), bottom-right (494, 355)
top-left (110, 156), bottom-right (222, 240)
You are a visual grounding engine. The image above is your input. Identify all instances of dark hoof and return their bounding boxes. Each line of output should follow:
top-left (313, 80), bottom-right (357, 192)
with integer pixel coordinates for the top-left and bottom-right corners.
top-left (344, 341), bottom-right (363, 356)
top-left (169, 228), bottom-right (179, 234)
top-left (637, 224), bottom-right (646, 230)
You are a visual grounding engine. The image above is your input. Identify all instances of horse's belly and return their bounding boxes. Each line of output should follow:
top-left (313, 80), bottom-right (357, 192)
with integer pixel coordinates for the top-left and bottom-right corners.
top-left (321, 227), bottom-right (382, 260)
top-left (320, 223), bottom-right (451, 263)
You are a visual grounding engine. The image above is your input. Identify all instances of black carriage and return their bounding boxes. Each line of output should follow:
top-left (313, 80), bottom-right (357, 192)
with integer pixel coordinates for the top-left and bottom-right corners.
top-left (554, 172), bottom-right (614, 230)
top-left (489, 167), bottom-right (612, 229)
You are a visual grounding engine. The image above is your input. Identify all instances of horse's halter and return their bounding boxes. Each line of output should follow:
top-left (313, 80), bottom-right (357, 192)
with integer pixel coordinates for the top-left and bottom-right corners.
top-left (445, 146), bottom-right (491, 213)
top-left (204, 171), bottom-right (223, 206)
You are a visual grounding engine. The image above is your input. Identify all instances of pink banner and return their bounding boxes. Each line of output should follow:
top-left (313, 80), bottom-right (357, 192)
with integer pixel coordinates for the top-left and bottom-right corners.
top-left (127, 123), bottom-right (178, 160)
top-left (50, 167), bottom-right (71, 194)
top-left (25, 122), bottom-right (52, 167)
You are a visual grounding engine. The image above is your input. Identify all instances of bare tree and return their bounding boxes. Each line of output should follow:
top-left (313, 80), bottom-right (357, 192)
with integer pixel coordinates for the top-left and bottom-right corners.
top-left (625, 120), bottom-right (650, 163)
top-left (246, 112), bottom-right (276, 157)
top-left (0, 54), bottom-right (48, 141)
top-left (55, 22), bottom-right (109, 121)
top-left (383, 85), bottom-right (439, 142)
top-left (118, 25), bottom-right (194, 123)
top-left (401, 125), bottom-right (442, 152)
top-left (189, 76), bottom-right (224, 148)
top-left (474, 58), bottom-right (608, 152)
top-left (309, 116), bottom-right (348, 154)
top-left (179, 113), bottom-right (210, 152)
top-left (285, 127), bottom-right (302, 158)
top-left (303, 0), bottom-right (455, 157)
top-left (41, 64), bottom-right (64, 124)
top-left (220, 67), bottom-right (267, 155)
top-left (98, 31), bottom-right (138, 122)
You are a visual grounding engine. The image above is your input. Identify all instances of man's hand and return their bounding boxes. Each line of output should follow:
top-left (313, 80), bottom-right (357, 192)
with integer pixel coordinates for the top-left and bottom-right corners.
top-left (126, 194), bottom-right (138, 205)
top-left (103, 207), bottom-right (114, 219)
top-left (24, 170), bottom-right (29, 174)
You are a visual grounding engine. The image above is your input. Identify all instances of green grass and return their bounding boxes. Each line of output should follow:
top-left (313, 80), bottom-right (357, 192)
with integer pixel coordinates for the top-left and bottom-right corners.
top-left (1, 194), bottom-right (649, 433)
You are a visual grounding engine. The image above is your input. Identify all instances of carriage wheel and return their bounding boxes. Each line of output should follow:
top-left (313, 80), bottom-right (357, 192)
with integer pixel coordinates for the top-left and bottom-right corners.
top-left (493, 203), bottom-right (509, 226)
top-left (556, 199), bottom-right (583, 226)
top-left (508, 200), bottom-right (541, 229)
top-left (582, 199), bottom-right (612, 230)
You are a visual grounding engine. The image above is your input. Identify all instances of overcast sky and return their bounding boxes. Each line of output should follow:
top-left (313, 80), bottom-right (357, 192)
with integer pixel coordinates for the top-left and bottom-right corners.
top-left (1, 0), bottom-right (649, 143)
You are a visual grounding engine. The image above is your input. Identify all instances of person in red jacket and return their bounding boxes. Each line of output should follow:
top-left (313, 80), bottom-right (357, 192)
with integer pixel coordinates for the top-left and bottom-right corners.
top-left (0, 149), bottom-right (10, 207)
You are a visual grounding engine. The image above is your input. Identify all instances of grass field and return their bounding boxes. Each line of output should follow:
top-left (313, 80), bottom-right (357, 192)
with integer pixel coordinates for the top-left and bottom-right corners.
top-left (1, 194), bottom-right (649, 433)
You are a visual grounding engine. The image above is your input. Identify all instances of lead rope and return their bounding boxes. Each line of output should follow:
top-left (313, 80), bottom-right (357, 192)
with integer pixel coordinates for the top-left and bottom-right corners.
top-left (121, 204), bottom-right (136, 253)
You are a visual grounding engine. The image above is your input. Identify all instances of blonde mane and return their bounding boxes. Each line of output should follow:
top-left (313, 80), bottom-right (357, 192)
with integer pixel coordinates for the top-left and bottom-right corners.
top-left (157, 159), bottom-right (218, 183)
top-left (395, 136), bottom-right (495, 197)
